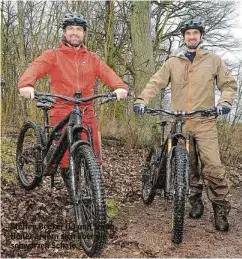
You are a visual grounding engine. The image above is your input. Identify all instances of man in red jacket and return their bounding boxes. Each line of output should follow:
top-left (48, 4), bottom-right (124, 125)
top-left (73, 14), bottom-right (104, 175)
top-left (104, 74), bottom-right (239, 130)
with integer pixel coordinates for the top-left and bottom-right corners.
top-left (18, 12), bottom-right (128, 180)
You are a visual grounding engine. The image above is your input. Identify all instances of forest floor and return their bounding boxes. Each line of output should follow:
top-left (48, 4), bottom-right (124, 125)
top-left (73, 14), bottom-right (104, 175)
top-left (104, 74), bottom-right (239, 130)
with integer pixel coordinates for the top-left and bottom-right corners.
top-left (1, 137), bottom-right (242, 258)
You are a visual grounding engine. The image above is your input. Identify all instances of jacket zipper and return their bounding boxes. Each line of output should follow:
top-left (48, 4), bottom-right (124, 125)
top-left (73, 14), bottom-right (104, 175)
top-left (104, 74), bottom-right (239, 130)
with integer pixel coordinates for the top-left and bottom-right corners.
top-left (184, 64), bottom-right (189, 81)
top-left (74, 49), bottom-right (80, 92)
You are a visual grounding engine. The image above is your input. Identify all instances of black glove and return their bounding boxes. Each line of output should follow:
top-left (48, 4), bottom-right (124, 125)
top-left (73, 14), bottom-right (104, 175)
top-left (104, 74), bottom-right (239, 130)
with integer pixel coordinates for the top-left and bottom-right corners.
top-left (133, 103), bottom-right (146, 114)
top-left (216, 102), bottom-right (232, 115)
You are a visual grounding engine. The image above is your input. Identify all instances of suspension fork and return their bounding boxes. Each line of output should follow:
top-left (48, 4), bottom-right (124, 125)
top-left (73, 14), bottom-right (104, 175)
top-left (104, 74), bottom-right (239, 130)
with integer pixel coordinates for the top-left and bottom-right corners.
top-left (176, 135), bottom-right (190, 195)
top-left (185, 135), bottom-right (190, 195)
top-left (165, 133), bottom-right (173, 198)
top-left (165, 134), bottom-right (190, 197)
top-left (175, 118), bottom-right (190, 195)
top-left (67, 124), bottom-right (91, 204)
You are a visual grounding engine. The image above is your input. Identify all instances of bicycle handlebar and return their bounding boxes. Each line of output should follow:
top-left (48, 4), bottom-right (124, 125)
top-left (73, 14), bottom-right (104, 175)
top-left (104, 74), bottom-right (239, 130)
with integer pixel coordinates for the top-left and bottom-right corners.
top-left (145, 107), bottom-right (218, 117)
top-left (34, 91), bottom-right (117, 104)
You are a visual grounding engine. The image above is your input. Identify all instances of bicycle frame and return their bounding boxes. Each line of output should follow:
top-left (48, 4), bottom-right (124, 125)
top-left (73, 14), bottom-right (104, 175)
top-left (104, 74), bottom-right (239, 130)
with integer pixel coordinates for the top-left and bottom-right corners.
top-left (154, 117), bottom-right (189, 197)
top-left (43, 105), bottom-right (91, 172)
top-left (35, 90), bottom-right (116, 199)
top-left (39, 94), bottom-right (92, 201)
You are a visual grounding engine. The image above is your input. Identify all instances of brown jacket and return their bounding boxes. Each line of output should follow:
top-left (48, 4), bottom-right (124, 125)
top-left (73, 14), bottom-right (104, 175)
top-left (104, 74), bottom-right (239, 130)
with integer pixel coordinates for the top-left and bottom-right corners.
top-left (135, 48), bottom-right (237, 111)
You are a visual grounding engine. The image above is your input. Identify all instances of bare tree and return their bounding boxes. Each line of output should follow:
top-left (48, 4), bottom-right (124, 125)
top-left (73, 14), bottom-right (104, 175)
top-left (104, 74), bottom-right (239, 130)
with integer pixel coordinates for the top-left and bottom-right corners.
top-left (130, 0), bottom-right (155, 93)
top-left (151, 1), bottom-right (242, 64)
top-left (2, 0), bottom-right (241, 143)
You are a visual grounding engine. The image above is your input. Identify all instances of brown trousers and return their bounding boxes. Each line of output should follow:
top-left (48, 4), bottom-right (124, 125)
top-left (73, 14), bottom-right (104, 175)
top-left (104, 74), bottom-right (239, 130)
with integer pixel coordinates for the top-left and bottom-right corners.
top-left (183, 117), bottom-right (230, 209)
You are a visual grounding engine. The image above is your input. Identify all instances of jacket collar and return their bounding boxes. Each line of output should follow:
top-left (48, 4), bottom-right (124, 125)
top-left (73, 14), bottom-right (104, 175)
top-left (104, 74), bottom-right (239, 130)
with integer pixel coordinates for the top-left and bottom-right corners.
top-left (170, 46), bottom-right (209, 60)
top-left (58, 41), bottom-right (88, 54)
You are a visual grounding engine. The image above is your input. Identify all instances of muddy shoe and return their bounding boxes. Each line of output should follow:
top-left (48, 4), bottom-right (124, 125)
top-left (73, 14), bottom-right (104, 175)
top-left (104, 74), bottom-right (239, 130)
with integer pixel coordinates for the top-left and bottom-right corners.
top-left (189, 199), bottom-right (204, 219)
top-left (212, 203), bottom-right (229, 232)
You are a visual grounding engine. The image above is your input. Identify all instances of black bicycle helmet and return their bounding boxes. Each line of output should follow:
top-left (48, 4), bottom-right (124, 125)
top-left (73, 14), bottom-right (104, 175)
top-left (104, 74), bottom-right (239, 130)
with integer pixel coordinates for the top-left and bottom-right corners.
top-left (62, 12), bottom-right (88, 30)
top-left (180, 17), bottom-right (205, 36)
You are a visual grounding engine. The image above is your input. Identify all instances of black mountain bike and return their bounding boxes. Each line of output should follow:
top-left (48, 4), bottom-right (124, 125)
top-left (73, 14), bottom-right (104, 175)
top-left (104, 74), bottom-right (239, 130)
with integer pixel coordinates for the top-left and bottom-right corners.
top-left (16, 91), bottom-right (116, 257)
top-left (141, 107), bottom-right (217, 244)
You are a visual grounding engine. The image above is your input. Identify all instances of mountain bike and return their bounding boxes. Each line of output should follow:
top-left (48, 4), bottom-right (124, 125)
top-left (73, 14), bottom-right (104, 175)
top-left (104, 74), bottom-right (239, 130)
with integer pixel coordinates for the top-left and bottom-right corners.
top-left (141, 107), bottom-right (217, 244)
top-left (16, 90), bottom-right (117, 257)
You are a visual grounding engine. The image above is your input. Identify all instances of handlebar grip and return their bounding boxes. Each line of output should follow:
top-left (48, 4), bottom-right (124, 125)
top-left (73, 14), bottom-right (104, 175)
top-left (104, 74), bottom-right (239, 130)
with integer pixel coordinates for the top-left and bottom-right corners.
top-left (34, 91), bottom-right (51, 98)
top-left (34, 90), bottom-right (41, 98)
top-left (34, 91), bottom-right (56, 103)
top-left (109, 92), bottom-right (117, 98)
top-left (44, 96), bottom-right (56, 103)
top-left (101, 93), bottom-right (117, 104)
top-left (144, 108), bottom-right (155, 113)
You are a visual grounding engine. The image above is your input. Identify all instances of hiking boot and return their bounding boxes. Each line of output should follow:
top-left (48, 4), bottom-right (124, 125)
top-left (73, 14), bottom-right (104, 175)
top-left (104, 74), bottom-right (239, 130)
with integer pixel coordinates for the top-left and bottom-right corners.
top-left (212, 203), bottom-right (229, 232)
top-left (189, 199), bottom-right (204, 219)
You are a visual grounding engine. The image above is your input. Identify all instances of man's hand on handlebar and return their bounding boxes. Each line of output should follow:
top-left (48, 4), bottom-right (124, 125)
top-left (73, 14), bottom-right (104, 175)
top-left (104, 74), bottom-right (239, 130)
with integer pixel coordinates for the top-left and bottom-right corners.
top-left (133, 103), bottom-right (146, 114)
top-left (19, 86), bottom-right (35, 99)
top-left (113, 88), bottom-right (128, 101)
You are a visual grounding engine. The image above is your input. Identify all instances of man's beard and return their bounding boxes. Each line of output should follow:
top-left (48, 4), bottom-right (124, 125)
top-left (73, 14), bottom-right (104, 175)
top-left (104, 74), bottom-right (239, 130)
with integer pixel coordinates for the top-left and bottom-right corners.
top-left (68, 41), bottom-right (82, 47)
top-left (63, 36), bottom-right (83, 47)
top-left (185, 39), bottom-right (201, 49)
top-left (186, 44), bottom-right (197, 49)
top-left (66, 39), bottom-right (83, 47)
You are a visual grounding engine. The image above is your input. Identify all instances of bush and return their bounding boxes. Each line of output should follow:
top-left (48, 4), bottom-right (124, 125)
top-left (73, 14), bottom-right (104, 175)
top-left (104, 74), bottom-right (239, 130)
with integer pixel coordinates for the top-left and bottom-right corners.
top-left (217, 121), bottom-right (242, 167)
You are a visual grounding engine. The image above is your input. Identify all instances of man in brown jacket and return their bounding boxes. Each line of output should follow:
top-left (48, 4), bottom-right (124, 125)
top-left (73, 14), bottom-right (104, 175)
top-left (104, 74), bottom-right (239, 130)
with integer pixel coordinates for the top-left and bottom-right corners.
top-left (133, 17), bottom-right (237, 231)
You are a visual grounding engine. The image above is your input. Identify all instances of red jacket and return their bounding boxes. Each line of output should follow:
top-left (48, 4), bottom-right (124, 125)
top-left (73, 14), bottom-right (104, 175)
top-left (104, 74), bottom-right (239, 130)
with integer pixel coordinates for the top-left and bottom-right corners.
top-left (18, 42), bottom-right (128, 115)
top-left (18, 42), bottom-right (128, 167)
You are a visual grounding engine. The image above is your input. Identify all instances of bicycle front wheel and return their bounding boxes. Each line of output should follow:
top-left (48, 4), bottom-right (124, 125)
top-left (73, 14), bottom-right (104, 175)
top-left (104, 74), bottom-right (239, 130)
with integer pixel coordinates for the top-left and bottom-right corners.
top-left (16, 121), bottom-right (44, 190)
top-left (171, 145), bottom-right (188, 244)
top-left (73, 144), bottom-right (107, 257)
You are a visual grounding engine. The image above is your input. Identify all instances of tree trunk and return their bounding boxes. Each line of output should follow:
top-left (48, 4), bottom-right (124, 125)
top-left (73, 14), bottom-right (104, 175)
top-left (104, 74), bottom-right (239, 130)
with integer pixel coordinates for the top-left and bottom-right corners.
top-left (99, 0), bottom-right (116, 132)
top-left (130, 0), bottom-right (155, 94)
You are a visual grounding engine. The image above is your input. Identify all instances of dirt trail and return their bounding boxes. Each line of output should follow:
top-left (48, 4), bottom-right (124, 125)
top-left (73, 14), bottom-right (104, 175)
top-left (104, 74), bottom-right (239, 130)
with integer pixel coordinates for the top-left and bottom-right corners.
top-left (102, 185), bottom-right (242, 258)
top-left (1, 144), bottom-right (242, 258)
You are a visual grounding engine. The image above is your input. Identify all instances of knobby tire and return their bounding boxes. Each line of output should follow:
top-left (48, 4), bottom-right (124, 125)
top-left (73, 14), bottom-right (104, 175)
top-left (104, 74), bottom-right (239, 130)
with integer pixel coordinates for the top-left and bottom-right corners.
top-left (171, 145), bottom-right (188, 244)
top-left (16, 121), bottom-right (44, 190)
top-left (73, 145), bottom-right (107, 257)
top-left (141, 147), bottom-right (161, 205)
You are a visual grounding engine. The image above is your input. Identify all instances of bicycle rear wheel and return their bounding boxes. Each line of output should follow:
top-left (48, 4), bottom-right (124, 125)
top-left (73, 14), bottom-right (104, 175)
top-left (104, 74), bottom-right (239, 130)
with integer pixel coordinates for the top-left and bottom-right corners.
top-left (171, 145), bottom-right (188, 244)
top-left (16, 121), bottom-right (44, 190)
top-left (73, 144), bottom-right (107, 257)
top-left (141, 146), bottom-right (161, 205)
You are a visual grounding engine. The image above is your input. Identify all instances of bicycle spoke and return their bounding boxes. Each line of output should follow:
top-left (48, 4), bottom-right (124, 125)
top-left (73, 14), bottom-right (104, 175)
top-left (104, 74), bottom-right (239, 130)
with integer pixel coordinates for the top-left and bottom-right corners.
top-left (81, 200), bottom-right (95, 219)
top-left (21, 154), bottom-right (36, 164)
top-left (75, 157), bottom-right (96, 234)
